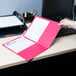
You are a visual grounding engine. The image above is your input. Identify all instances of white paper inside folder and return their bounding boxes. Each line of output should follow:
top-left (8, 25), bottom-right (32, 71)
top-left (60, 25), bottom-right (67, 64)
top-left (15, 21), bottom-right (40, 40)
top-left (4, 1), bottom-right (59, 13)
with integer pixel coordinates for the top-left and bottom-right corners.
top-left (0, 16), bottom-right (24, 28)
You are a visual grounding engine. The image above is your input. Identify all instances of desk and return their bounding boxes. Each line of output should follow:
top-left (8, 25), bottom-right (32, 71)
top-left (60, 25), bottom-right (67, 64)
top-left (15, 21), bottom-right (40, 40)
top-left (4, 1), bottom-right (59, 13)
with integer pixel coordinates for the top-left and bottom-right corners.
top-left (0, 23), bottom-right (76, 69)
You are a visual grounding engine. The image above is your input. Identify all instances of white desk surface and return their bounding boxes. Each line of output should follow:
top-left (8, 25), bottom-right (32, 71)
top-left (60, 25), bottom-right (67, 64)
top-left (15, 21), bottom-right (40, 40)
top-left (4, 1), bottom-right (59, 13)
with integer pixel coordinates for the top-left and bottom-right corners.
top-left (0, 23), bottom-right (76, 69)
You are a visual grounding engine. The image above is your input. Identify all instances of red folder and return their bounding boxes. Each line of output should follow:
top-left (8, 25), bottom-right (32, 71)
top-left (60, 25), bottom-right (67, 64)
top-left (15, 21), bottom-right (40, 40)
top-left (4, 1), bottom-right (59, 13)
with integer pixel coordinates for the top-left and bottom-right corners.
top-left (3, 16), bottom-right (61, 61)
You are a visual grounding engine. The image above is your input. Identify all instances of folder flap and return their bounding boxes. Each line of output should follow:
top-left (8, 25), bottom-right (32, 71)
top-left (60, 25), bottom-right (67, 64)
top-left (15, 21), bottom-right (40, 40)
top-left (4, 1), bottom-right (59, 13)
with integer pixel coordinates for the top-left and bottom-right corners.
top-left (38, 20), bottom-right (61, 48)
top-left (23, 16), bottom-right (50, 42)
top-left (3, 36), bottom-right (35, 53)
top-left (18, 43), bottom-right (47, 61)
top-left (3, 36), bottom-right (47, 61)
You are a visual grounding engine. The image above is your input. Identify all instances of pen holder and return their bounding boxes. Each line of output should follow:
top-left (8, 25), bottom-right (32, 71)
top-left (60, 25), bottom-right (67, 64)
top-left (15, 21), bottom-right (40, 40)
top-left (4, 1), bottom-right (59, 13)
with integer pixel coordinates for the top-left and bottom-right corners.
top-left (22, 10), bottom-right (37, 22)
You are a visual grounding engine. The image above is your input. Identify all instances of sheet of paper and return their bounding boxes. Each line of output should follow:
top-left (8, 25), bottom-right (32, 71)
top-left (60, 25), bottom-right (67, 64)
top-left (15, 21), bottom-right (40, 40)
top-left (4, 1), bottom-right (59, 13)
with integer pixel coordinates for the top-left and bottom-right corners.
top-left (0, 16), bottom-right (23, 28)
top-left (25, 17), bottom-right (50, 42)
top-left (4, 36), bottom-right (35, 53)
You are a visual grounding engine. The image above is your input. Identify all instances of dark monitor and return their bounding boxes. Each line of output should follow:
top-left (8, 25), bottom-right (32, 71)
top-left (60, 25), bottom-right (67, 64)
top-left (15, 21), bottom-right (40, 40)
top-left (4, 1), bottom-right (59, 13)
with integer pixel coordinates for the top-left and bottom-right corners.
top-left (42, 0), bottom-right (74, 22)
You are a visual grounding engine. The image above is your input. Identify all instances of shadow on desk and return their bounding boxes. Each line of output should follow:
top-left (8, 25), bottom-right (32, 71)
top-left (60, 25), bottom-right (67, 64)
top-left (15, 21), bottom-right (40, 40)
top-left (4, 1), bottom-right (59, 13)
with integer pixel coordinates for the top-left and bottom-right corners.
top-left (0, 51), bottom-right (76, 75)
top-left (0, 26), bottom-right (24, 38)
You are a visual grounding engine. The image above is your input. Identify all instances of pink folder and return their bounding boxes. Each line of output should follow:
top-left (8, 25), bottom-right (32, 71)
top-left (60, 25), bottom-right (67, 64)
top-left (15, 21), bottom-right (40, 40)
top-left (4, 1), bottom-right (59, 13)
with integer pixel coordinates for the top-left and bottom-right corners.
top-left (3, 16), bottom-right (61, 61)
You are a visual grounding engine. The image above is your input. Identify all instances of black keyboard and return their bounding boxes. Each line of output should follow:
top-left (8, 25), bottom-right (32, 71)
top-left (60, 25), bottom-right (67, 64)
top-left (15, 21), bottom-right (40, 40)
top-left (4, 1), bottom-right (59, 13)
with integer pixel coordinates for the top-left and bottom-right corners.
top-left (57, 27), bottom-right (76, 37)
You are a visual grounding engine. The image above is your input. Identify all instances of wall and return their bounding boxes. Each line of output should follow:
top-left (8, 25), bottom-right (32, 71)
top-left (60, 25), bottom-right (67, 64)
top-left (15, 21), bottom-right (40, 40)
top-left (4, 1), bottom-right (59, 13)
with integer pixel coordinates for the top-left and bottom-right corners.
top-left (74, 0), bottom-right (76, 5)
top-left (0, 0), bottom-right (43, 16)
top-left (0, 0), bottom-right (75, 17)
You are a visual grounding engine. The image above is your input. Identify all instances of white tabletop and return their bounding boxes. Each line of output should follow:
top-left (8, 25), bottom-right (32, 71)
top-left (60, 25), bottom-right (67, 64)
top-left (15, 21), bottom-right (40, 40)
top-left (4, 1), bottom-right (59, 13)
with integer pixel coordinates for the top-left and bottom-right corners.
top-left (0, 23), bottom-right (76, 69)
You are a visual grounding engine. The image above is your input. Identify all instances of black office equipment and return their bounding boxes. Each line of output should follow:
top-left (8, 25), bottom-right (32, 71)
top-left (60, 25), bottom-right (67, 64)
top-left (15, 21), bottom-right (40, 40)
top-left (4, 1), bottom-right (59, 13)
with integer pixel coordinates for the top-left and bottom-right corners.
top-left (0, 11), bottom-right (27, 37)
top-left (42, 0), bottom-right (74, 22)
top-left (74, 5), bottom-right (76, 21)
top-left (42, 0), bottom-right (76, 37)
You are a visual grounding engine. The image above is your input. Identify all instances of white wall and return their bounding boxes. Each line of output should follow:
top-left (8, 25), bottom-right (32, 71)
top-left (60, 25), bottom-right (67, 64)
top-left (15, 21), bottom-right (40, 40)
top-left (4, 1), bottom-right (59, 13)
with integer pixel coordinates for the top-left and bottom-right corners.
top-left (74, 0), bottom-right (76, 5)
top-left (0, 0), bottom-right (43, 16)
top-left (0, 0), bottom-right (75, 17)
